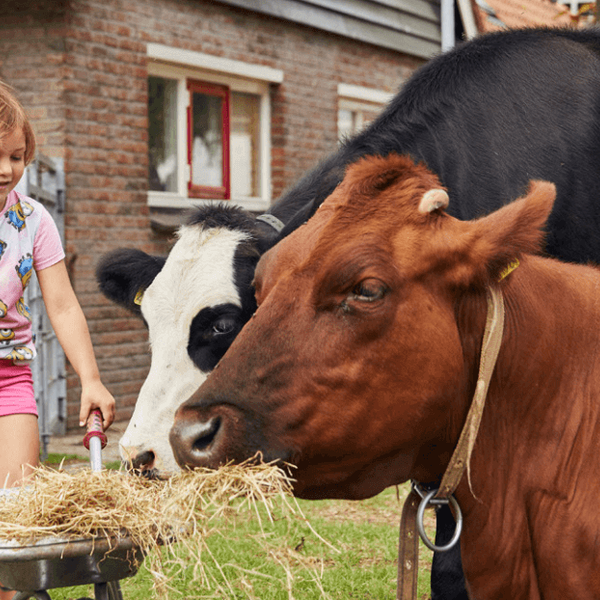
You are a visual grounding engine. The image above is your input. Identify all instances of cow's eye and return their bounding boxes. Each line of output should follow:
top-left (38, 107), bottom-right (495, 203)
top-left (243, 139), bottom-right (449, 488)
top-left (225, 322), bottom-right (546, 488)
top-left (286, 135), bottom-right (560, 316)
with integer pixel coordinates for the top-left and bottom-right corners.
top-left (350, 279), bottom-right (387, 302)
top-left (212, 316), bottom-right (236, 335)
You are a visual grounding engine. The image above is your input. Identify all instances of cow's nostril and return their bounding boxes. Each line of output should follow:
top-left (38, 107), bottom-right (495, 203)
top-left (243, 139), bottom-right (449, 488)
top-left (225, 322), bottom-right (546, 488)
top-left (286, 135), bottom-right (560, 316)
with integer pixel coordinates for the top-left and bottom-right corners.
top-left (131, 450), bottom-right (155, 471)
top-left (192, 417), bottom-right (221, 453)
top-left (170, 412), bottom-right (227, 468)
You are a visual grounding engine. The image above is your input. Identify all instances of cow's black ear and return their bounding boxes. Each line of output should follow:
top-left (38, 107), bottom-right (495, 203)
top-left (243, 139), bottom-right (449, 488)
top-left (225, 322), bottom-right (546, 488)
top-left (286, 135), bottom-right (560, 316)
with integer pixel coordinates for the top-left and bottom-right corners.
top-left (96, 248), bottom-right (166, 315)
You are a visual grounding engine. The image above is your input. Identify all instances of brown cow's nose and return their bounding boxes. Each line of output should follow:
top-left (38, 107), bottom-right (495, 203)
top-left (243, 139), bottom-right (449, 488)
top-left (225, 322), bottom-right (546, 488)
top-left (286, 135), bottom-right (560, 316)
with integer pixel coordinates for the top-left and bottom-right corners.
top-left (169, 414), bottom-right (222, 468)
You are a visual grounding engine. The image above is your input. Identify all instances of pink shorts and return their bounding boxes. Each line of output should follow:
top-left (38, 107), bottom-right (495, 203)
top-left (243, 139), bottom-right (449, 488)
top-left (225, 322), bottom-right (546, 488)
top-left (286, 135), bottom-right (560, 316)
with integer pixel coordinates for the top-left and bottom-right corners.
top-left (0, 360), bottom-right (36, 417)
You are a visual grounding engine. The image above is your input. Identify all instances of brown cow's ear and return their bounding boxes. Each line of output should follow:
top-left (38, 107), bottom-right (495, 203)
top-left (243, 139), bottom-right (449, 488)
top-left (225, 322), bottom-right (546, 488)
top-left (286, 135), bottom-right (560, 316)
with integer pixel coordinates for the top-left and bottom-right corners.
top-left (418, 188), bottom-right (449, 213)
top-left (445, 180), bottom-right (556, 286)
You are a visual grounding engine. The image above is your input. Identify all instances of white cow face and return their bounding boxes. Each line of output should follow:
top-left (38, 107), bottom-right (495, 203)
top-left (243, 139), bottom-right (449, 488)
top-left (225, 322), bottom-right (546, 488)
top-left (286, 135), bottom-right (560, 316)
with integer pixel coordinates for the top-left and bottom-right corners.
top-left (98, 213), bottom-right (262, 478)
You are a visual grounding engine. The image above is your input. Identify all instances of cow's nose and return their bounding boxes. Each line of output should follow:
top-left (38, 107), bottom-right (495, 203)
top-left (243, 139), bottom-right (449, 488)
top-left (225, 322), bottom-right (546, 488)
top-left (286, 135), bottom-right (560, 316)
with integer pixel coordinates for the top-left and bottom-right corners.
top-left (130, 450), bottom-right (156, 472)
top-left (169, 412), bottom-right (222, 469)
top-left (120, 445), bottom-right (157, 473)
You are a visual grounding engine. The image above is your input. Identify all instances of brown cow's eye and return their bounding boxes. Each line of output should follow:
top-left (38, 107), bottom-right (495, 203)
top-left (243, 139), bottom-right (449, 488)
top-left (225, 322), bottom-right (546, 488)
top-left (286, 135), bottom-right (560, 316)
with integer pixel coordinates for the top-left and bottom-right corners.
top-left (350, 279), bottom-right (387, 302)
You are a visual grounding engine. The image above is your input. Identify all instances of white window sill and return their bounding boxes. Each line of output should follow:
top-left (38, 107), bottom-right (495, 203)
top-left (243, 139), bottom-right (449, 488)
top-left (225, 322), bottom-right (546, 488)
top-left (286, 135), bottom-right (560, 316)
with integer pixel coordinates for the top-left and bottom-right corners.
top-left (148, 192), bottom-right (271, 213)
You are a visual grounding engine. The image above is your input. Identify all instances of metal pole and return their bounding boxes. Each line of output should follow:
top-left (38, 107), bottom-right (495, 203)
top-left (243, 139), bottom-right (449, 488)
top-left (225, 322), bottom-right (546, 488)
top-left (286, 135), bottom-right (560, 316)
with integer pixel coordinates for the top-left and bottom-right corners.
top-left (441, 0), bottom-right (455, 52)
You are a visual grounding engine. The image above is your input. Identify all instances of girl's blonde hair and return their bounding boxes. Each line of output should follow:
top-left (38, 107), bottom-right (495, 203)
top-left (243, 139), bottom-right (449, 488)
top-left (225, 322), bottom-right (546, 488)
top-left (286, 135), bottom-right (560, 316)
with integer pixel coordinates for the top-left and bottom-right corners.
top-left (0, 81), bottom-right (36, 165)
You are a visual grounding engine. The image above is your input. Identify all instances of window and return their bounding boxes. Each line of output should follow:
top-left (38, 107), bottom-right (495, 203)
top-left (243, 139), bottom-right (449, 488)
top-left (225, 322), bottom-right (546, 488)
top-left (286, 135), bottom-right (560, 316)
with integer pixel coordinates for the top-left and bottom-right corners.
top-left (147, 45), bottom-right (283, 211)
top-left (149, 77), bottom-right (178, 193)
top-left (230, 92), bottom-right (260, 199)
top-left (337, 84), bottom-right (395, 143)
top-left (188, 80), bottom-right (230, 199)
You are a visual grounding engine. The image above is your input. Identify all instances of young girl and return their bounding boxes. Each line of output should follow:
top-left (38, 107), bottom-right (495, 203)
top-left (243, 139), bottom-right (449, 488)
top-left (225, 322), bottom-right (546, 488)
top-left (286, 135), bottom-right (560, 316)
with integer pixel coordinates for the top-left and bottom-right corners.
top-left (0, 82), bottom-right (115, 489)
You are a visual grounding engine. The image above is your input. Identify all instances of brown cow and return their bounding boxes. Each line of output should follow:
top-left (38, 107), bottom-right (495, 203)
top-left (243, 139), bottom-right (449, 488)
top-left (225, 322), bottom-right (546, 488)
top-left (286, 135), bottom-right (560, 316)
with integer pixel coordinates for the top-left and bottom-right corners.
top-left (170, 154), bottom-right (600, 599)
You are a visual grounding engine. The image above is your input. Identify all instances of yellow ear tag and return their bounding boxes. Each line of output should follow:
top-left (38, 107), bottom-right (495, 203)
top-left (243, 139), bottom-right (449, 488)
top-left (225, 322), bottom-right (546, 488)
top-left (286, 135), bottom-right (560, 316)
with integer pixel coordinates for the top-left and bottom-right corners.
top-left (498, 259), bottom-right (520, 282)
top-left (134, 288), bottom-right (145, 306)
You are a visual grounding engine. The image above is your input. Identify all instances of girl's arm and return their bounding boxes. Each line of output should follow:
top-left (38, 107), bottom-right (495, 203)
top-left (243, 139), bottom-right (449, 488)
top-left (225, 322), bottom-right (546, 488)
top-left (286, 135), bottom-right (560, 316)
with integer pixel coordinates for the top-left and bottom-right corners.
top-left (36, 260), bottom-right (116, 430)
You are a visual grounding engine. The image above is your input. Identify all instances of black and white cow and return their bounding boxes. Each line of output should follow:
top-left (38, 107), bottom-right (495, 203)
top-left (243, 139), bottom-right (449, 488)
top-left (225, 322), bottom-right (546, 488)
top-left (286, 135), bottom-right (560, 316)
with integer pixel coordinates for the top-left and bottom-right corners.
top-left (96, 206), bottom-right (290, 475)
top-left (98, 27), bottom-right (600, 600)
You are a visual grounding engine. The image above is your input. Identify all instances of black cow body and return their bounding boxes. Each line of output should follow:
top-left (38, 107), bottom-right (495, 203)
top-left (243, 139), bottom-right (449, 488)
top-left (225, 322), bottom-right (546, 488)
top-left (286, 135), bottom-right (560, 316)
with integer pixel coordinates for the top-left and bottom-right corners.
top-left (285, 28), bottom-right (600, 263)
top-left (99, 27), bottom-right (600, 600)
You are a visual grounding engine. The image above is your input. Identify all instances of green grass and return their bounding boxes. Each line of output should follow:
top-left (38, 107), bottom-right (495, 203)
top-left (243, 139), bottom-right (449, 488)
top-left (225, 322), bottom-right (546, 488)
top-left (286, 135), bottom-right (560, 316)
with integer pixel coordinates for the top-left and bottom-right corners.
top-left (43, 452), bottom-right (87, 465)
top-left (104, 460), bottom-right (123, 471)
top-left (40, 484), bottom-right (435, 600)
top-left (42, 453), bottom-right (122, 471)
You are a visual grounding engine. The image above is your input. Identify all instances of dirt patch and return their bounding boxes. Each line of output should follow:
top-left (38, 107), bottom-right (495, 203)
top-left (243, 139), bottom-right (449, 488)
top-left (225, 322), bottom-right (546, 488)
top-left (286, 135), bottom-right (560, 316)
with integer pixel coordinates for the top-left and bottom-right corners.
top-left (307, 486), bottom-right (437, 530)
top-left (313, 501), bottom-right (402, 528)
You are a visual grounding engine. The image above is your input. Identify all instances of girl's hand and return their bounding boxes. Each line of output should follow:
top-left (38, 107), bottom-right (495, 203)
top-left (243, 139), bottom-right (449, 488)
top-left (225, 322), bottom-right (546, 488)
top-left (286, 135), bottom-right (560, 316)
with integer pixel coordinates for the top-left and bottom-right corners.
top-left (79, 380), bottom-right (116, 430)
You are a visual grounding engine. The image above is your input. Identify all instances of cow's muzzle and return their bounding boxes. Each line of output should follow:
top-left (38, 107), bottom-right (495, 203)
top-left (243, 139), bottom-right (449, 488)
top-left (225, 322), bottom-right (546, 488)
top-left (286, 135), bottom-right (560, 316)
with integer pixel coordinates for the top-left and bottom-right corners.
top-left (169, 401), bottom-right (292, 471)
top-left (170, 400), bottom-right (255, 469)
top-left (170, 412), bottom-right (222, 468)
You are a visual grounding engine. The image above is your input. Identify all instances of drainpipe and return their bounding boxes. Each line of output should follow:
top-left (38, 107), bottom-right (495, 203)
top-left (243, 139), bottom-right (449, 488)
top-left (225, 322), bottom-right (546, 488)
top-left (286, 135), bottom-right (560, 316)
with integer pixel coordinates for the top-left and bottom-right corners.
top-left (441, 0), bottom-right (455, 52)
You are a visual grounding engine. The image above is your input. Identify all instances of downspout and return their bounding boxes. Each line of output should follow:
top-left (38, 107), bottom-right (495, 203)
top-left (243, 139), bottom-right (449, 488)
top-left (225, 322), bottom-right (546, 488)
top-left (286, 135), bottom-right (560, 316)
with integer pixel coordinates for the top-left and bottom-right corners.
top-left (441, 0), bottom-right (455, 51)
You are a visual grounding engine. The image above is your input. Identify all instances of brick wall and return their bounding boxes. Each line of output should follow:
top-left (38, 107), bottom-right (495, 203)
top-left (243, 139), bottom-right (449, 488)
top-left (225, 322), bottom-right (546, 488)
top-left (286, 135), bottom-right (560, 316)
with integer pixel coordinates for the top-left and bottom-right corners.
top-left (0, 2), bottom-right (69, 158)
top-left (0, 0), bottom-right (423, 430)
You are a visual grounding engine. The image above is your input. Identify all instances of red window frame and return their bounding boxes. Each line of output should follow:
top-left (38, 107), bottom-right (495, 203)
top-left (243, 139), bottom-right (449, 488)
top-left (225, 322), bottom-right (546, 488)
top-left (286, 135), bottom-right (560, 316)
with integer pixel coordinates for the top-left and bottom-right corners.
top-left (187, 80), bottom-right (231, 200)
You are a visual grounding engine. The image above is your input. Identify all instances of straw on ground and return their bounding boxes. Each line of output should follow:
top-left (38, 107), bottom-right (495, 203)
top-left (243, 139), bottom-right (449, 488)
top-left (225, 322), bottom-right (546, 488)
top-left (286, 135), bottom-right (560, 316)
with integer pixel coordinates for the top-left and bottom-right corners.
top-left (0, 459), bottom-right (330, 598)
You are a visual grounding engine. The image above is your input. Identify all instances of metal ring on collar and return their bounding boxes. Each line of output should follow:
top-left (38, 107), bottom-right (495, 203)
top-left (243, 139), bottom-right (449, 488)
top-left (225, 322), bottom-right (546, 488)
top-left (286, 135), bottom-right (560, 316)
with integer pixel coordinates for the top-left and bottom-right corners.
top-left (416, 489), bottom-right (463, 553)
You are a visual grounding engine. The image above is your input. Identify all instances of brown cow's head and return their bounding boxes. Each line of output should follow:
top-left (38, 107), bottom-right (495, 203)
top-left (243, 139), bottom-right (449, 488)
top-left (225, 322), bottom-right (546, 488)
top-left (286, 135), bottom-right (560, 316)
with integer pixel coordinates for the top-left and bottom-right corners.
top-left (169, 154), bottom-right (555, 500)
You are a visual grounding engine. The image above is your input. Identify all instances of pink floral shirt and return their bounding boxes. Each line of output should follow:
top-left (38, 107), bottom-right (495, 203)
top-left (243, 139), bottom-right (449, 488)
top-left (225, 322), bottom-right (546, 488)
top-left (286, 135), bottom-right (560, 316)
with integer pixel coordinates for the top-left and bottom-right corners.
top-left (0, 190), bottom-right (65, 361)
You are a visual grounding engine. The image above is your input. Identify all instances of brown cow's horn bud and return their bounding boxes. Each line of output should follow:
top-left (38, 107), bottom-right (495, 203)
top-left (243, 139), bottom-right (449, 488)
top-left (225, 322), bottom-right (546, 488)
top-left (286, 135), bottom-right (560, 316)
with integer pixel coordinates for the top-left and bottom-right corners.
top-left (418, 189), bottom-right (449, 213)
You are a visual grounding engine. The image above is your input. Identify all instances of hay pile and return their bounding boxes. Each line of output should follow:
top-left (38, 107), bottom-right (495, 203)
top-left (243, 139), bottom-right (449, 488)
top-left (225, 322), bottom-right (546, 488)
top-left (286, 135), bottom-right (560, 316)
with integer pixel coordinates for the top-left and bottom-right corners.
top-left (0, 460), bottom-right (326, 598)
top-left (0, 460), bottom-right (292, 545)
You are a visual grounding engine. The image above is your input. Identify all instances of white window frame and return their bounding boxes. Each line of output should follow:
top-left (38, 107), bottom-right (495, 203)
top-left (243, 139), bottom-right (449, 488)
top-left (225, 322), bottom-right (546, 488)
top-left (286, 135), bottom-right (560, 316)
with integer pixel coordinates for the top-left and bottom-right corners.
top-left (337, 83), bottom-right (395, 140)
top-left (147, 44), bottom-right (283, 212)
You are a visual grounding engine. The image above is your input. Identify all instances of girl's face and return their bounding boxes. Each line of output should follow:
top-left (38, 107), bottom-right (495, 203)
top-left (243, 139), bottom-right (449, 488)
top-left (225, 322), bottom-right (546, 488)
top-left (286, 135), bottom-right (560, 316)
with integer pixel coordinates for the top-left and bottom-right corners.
top-left (0, 128), bottom-right (26, 211)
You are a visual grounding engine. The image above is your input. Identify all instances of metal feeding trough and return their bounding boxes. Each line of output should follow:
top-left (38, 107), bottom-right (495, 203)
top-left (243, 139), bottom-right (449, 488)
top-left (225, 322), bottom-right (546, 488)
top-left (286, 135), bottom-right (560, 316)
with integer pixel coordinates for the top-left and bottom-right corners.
top-left (0, 411), bottom-right (145, 600)
top-left (0, 534), bottom-right (144, 600)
